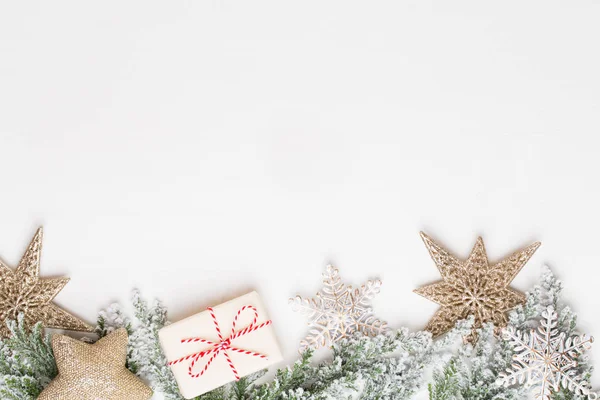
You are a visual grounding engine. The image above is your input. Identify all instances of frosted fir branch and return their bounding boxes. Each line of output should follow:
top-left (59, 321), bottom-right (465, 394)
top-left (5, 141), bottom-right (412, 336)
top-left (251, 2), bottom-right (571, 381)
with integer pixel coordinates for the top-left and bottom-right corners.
top-left (428, 358), bottom-right (459, 400)
top-left (250, 352), bottom-right (314, 400)
top-left (327, 329), bottom-right (435, 400)
top-left (429, 321), bottom-right (528, 400)
top-left (0, 315), bottom-right (56, 400)
top-left (251, 329), bottom-right (442, 400)
top-left (96, 303), bottom-right (132, 338)
top-left (307, 330), bottom-right (422, 399)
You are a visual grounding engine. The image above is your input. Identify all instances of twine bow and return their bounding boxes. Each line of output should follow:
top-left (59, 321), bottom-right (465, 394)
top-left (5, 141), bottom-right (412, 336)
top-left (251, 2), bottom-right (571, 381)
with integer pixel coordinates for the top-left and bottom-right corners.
top-left (168, 305), bottom-right (272, 380)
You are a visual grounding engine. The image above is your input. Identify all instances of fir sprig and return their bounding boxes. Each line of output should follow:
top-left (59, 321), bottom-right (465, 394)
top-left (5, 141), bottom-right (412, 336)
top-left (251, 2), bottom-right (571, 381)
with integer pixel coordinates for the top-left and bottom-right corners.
top-left (0, 315), bottom-right (56, 400)
top-left (428, 358), bottom-right (458, 400)
top-left (251, 351), bottom-right (314, 400)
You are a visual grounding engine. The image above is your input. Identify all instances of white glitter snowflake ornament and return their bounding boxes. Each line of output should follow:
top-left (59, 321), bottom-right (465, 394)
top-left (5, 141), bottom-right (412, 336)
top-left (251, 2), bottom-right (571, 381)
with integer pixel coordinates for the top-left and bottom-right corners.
top-left (497, 306), bottom-right (595, 400)
top-left (289, 265), bottom-right (388, 351)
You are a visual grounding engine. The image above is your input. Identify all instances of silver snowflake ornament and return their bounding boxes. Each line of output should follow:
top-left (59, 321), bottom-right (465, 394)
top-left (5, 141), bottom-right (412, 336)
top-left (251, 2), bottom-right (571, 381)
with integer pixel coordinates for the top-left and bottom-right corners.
top-left (497, 306), bottom-right (594, 400)
top-left (289, 265), bottom-right (388, 351)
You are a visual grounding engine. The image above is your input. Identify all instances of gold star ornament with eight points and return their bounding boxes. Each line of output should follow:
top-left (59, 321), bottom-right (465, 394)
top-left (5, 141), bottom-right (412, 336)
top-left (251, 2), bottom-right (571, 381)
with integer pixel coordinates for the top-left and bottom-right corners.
top-left (39, 328), bottom-right (153, 400)
top-left (414, 232), bottom-right (540, 338)
top-left (0, 227), bottom-right (91, 337)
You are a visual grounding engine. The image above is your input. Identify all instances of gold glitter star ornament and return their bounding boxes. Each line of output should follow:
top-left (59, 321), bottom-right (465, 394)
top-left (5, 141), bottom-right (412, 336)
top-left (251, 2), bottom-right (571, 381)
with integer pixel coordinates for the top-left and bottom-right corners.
top-left (0, 227), bottom-right (91, 337)
top-left (39, 328), bottom-right (153, 400)
top-left (414, 232), bottom-right (540, 337)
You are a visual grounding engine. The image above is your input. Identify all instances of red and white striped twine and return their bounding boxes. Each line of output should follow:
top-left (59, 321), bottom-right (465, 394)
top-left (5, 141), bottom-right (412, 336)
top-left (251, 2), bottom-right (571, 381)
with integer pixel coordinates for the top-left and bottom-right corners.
top-left (168, 305), bottom-right (272, 381)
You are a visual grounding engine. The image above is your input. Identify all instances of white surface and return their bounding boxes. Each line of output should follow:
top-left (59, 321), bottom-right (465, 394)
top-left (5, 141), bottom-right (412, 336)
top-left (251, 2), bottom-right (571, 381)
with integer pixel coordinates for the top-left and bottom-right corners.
top-left (159, 292), bottom-right (282, 399)
top-left (1, 1), bottom-right (599, 398)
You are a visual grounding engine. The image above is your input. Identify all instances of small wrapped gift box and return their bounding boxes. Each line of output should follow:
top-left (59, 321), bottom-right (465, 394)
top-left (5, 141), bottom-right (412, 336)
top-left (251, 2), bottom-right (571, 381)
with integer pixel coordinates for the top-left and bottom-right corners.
top-left (159, 291), bottom-right (283, 399)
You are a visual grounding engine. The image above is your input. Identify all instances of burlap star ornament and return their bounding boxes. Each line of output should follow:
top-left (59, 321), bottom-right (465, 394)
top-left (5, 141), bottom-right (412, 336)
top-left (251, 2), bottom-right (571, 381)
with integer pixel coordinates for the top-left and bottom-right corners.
top-left (39, 328), bottom-right (153, 400)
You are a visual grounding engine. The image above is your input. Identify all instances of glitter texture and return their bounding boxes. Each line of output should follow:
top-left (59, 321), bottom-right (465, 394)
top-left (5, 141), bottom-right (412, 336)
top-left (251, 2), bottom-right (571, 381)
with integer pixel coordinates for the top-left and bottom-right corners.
top-left (414, 232), bottom-right (540, 338)
top-left (497, 306), bottom-right (594, 400)
top-left (38, 328), bottom-right (153, 400)
top-left (289, 264), bottom-right (387, 351)
top-left (0, 227), bottom-right (91, 337)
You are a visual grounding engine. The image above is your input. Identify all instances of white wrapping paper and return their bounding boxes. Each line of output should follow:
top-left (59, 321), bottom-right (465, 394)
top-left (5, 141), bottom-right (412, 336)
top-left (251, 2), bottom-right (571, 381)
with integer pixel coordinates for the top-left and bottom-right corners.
top-left (159, 291), bottom-right (283, 399)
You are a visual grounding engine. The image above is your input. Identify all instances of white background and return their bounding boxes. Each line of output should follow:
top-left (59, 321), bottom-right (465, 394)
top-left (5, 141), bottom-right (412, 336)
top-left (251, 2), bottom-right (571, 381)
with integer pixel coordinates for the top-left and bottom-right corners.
top-left (1, 1), bottom-right (600, 398)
